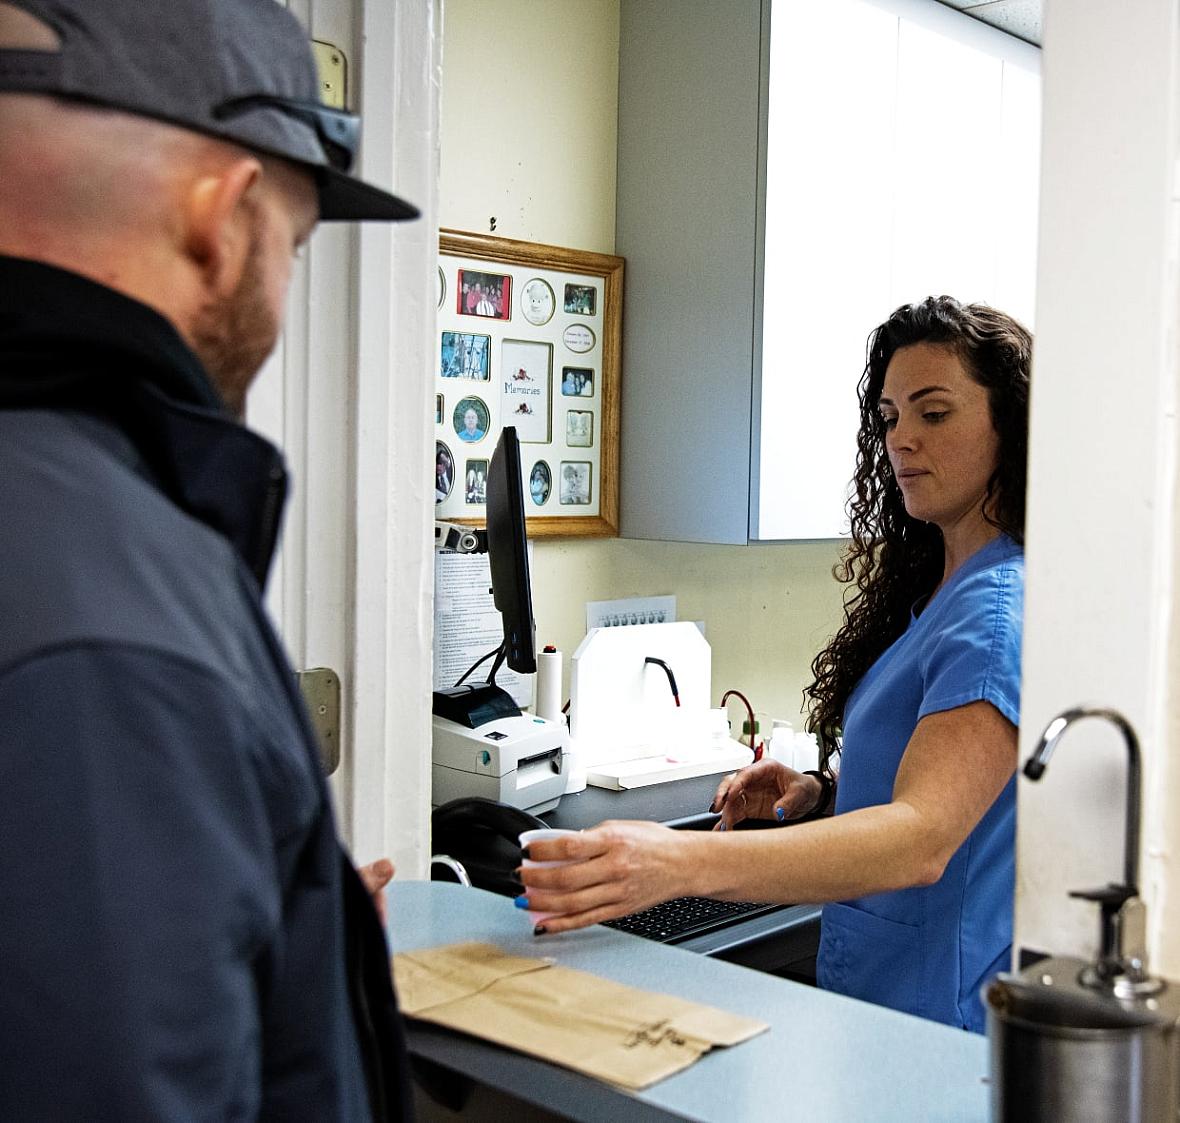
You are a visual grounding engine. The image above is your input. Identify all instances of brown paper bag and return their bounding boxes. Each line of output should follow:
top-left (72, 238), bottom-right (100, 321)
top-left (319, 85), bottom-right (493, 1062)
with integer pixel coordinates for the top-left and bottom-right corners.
top-left (392, 941), bottom-right (768, 1091)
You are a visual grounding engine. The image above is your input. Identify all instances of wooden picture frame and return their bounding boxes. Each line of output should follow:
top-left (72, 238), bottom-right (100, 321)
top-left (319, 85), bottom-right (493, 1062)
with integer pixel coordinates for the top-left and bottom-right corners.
top-left (436, 228), bottom-right (624, 538)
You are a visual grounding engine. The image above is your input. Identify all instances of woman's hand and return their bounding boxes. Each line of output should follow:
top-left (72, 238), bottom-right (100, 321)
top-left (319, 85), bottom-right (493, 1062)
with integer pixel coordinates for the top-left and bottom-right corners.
top-left (516, 820), bottom-right (689, 934)
top-left (710, 759), bottom-right (823, 829)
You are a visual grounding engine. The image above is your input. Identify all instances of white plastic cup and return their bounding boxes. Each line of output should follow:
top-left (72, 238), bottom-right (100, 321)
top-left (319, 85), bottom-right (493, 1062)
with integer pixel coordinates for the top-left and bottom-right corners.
top-left (518, 828), bottom-right (580, 924)
top-left (518, 827), bottom-right (579, 866)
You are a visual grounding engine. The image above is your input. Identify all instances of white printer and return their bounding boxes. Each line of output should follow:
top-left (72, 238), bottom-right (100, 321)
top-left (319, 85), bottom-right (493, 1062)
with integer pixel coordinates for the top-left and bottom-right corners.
top-left (432, 683), bottom-right (569, 814)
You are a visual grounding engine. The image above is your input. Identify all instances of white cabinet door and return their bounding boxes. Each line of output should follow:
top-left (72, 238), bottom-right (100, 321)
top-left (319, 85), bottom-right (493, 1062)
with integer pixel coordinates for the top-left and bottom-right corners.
top-left (754, 0), bottom-right (1041, 540)
top-left (756, 0), bottom-right (897, 541)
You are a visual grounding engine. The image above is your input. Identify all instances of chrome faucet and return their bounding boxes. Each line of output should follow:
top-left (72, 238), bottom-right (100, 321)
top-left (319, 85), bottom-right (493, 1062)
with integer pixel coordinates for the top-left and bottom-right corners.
top-left (1024, 706), bottom-right (1159, 997)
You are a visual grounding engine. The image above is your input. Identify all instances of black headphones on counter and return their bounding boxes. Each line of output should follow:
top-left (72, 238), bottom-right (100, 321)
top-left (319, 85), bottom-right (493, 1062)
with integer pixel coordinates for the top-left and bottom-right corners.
top-left (430, 797), bottom-right (547, 898)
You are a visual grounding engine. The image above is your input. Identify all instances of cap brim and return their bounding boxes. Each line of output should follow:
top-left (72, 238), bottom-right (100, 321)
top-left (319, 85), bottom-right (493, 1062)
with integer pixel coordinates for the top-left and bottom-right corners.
top-left (316, 165), bottom-right (420, 222)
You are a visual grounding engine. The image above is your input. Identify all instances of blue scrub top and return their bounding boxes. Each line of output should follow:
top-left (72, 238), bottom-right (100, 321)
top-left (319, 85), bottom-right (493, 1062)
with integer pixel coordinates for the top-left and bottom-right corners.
top-left (816, 533), bottom-right (1024, 1032)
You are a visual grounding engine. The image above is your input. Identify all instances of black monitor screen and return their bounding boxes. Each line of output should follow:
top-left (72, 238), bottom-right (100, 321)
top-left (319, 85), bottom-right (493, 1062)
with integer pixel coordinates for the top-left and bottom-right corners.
top-left (486, 426), bottom-right (537, 675)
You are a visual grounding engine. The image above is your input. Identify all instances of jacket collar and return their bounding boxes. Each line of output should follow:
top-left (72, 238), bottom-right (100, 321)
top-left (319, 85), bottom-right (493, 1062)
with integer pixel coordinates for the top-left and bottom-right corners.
top-left (0, 254), bottom-right (288, 589)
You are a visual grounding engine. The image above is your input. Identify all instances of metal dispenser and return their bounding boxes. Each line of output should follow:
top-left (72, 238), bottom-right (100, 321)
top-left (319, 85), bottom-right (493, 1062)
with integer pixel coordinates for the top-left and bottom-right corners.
top-left (985, 707), bottom-right (1180, 1122)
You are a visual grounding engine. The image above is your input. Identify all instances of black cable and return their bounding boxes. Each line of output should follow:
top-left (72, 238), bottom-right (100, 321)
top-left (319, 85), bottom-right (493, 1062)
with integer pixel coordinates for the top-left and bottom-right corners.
top-left (644, 656), bottom-right (680, 707)
top-left (454, 643), bottom-right (500, 687)
top-left (485, 643), bottom-right (508, 685)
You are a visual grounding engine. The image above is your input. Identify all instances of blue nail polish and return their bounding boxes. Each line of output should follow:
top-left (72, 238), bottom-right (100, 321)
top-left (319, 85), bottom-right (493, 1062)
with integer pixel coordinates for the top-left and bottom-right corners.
top-left (718, 823), bottom-right (726, 832)
top-left (514, 895), bottom-right (529, 909)
top-left (534, 924), bottom-right (547, 936)
top-left (775, 807), bottom-right (785, 821)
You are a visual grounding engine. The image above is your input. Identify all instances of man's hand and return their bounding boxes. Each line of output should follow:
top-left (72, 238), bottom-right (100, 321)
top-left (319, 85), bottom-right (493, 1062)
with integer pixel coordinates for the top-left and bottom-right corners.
top-left (358, 858), bottom-right (395, 924)
top-left (710, 759), bottom-right (823, 829)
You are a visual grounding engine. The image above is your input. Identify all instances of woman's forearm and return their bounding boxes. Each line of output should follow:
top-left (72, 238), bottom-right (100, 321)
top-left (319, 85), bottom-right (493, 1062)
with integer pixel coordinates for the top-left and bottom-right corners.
top-left (679, 703), bottom-right (1018, 905)
top-left (520, 804), bottom-right (946, 934)
top-left (676, 801), bottom-right (945, 905)
top-left (524, 704), bottom-right (1016, 933)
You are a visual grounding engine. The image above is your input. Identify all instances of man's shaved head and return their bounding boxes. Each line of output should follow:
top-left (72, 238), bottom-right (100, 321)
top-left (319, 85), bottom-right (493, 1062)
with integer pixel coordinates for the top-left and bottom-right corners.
top-left (0, 93), bottom-right (318, 412)
top-left (0, 95), bottom-right (241, 283)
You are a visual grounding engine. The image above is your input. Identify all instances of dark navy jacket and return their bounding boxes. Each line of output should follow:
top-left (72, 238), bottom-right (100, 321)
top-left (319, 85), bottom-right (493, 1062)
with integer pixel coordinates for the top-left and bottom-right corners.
top-left (0, 256), bottom-right (412, 1120)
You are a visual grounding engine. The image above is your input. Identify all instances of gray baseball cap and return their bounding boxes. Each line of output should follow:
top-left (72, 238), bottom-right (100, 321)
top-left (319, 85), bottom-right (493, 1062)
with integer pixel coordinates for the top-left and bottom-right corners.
top-left (0, 0), bottom-right (419, 222)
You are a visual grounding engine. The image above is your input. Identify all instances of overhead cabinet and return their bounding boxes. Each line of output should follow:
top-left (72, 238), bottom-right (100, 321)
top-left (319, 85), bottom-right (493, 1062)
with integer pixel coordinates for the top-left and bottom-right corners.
top-left (616, 0), bottom-right (1040, 544)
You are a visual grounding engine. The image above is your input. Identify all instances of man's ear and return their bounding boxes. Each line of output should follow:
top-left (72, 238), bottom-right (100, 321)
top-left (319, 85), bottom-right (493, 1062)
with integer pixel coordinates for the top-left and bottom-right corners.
top-left (182, 157), bottom-right (263, 298)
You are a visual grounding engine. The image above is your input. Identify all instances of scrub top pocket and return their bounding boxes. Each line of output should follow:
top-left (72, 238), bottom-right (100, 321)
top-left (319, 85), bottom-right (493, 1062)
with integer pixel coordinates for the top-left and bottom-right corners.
top-left (817, 900), bottom-right (927, 1021)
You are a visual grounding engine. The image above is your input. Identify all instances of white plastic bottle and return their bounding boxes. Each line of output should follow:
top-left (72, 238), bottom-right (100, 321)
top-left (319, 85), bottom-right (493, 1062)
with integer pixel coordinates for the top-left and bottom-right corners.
top-left (768, 719), bottom-right (794, 766)
top-left (706, 707), bottom-right (733, 752)
top-left (792, 730), bottom-right (820, 774)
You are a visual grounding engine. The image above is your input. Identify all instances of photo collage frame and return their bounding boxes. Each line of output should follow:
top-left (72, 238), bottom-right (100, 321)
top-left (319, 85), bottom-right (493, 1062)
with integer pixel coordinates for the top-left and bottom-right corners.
top-left (434, 229), bottom-right (624, 537)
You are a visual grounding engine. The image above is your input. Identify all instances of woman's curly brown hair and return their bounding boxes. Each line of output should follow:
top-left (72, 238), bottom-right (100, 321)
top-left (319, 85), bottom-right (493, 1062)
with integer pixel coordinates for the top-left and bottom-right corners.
top-left (803, 296), bottom-right (1032, 776)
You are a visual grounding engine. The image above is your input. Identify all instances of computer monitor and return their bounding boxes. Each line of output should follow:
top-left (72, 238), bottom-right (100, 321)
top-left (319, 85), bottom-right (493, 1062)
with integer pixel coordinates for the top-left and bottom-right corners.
top-left (431, 426), bottom-right (536, 729)
top-left (486, 426), bottom-right (537, 676)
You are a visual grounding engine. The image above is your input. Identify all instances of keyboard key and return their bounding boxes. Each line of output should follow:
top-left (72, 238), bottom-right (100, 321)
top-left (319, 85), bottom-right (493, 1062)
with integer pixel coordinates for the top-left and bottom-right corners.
top-left (603, 896), bottom-right (779, 943)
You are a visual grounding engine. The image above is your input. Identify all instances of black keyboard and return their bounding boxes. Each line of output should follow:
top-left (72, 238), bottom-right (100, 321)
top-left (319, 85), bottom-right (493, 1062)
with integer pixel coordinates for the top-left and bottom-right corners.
top-left (603, 896), bottom-right (781, 944)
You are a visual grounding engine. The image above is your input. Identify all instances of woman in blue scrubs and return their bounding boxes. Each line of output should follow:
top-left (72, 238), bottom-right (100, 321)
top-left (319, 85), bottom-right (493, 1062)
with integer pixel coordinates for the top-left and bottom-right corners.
top-left (519, 296), bottom-right (1030, 1033)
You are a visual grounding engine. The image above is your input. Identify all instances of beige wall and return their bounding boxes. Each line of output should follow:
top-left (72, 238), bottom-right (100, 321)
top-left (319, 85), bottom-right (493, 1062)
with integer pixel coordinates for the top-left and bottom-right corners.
top-left (439, 0), bottom-right (846, 733)
top-left (439, 0), bottom-right (620, 251)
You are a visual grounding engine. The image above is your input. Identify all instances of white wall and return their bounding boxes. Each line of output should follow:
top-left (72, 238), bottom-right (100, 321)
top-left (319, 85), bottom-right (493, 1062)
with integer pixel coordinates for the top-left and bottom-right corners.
top-left (439, 0), bottom-right (847, 734)
top-left (1016, 0), bottom-right (1180, 973)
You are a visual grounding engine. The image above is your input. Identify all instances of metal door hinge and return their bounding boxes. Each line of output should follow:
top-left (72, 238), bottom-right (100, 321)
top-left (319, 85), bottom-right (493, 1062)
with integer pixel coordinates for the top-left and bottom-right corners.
top-left (297, 667), bottom-right (341, 774)
top-left (310, 40), bottom-right (348, 109)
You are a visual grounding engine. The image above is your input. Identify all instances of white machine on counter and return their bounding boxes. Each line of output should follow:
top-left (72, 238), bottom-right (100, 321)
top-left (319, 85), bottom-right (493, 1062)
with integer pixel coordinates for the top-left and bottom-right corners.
top-left (569, 621), bottom-right (751, 789)
top-left (432, 683), bottom-right (569, 814)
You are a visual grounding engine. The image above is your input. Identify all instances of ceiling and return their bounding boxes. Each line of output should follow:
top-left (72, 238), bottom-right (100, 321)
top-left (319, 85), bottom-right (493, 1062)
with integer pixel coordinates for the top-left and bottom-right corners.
top-left (936, 0), bottom-right (1042, 46)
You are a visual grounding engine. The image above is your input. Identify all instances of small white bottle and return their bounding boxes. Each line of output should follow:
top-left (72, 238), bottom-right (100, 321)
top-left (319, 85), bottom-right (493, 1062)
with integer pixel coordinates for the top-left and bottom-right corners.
top-left (768, 720), bottom-right (794, 766)
top-left (706, 707), bottom-right (733, 753)
top-left (792, 730), bottom-right (820, 774)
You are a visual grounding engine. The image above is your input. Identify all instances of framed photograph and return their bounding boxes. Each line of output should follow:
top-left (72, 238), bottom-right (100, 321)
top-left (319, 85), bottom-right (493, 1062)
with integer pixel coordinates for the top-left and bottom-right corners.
top-left (561, 366), bottom-right (593, 397)
top-left (457, 268), bottom-right (511, 320)
top-left (435, 229), bottom-right (624, 536)
top-left (559, 461), bottom-right (593, 505)
top-left (440, 331), bottom-right (491, 380)
top-left (566, 409), bottom-right (593, 447)
top-left (435, 441), bottom-right (455, 504)
top-left (464, 459), bottom-right (488, 504)
top-left (528, 459), bottom-right (552, 506)
top-left (453, 395), bottom-right (490, 445)
top-left (564, 283), bottom-right (597, 316)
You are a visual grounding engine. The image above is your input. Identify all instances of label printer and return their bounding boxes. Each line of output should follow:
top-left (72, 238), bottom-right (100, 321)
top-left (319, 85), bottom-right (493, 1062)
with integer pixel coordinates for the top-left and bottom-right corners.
top-left (432, 683), bottom-right (569, 815)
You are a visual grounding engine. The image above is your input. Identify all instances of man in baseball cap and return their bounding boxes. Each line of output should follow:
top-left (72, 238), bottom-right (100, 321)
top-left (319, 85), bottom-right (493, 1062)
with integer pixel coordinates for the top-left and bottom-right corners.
top-left (0, 2), bottom-right (417, 1119)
